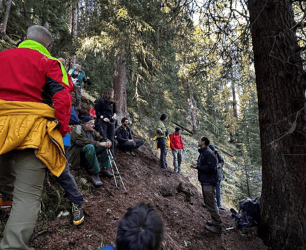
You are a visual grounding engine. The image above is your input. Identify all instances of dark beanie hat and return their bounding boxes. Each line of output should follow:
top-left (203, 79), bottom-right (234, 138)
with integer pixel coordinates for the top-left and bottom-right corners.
top-left (81, 115), bottom-right (93, 124)
top-left (175, 126), bottom-right (181, 132)
top-left (160, 114), bottom-right (167, 121)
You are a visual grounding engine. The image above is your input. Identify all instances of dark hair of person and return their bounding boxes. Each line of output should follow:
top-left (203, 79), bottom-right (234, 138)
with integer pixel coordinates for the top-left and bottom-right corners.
top-left (201, 137), bottom-right (210, 146)
top-left (121, 117), bottom-right (128, 124)
top-left (116, 203), bottom-right (164, 250)
top-left (103, 88), bottom-right (114, 102)
top-left (160, 114), bottom-right (167, 121)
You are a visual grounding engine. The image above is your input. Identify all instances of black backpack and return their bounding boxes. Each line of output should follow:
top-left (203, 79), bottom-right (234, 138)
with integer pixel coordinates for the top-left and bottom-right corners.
top-left (230, 197), bottom-right (260, 228)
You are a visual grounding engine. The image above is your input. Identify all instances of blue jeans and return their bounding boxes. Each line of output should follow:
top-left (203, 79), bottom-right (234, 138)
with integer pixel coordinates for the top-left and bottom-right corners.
top-left (216, 181), bottom-right (222, 207)
top-left (172, 149), bottom-right (182, 171)
top-left (157, 138), bottom-right (168, 169)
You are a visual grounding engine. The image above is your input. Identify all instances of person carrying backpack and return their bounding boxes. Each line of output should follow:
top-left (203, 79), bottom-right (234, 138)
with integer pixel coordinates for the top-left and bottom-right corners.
top-left (190, 137), bottom-right (222, 234)
top-left (208, 144), bottom-right (225, 210)
top-left (169, 127), bottom-right (184, 173)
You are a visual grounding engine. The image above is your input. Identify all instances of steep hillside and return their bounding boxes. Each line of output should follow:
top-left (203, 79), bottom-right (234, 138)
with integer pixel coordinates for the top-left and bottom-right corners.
top-left (30, 143), bottom-right (268, 250)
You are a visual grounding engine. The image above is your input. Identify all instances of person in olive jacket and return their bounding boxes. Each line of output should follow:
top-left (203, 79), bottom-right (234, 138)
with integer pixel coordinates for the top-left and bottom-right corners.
top-left (69, 115), bottom-right (113, 186)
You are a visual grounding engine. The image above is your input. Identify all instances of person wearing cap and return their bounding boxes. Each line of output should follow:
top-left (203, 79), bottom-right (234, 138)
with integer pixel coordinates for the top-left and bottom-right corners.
top-left (155, 114), bottom-right (170, 170)
top-left (169, 127), bottom-right (184, 173)
top-left (69, 115), bottom-right (114, 186)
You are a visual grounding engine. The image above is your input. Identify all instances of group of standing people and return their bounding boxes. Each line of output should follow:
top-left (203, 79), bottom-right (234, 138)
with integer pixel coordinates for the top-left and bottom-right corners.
top-left (155, 113), bottom-right (225, 234)
top-left (155, 114), bottom-right (184, 173)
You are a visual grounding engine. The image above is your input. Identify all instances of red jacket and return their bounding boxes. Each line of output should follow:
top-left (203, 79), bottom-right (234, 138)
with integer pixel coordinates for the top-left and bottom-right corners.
top-left (0, 40), bottom-right (72, 136)
top-left (169, 132), bottom-right (184, 150)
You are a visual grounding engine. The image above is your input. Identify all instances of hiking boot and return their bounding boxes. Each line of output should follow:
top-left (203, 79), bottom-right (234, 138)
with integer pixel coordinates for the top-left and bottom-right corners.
top-left (100, 168), bottom-right (114, 178)
top-left (0, 199), bottom-right (12, 214)
top-left (205, 225), bottom-right (221, 234)
top-left (202, 203), bottom-right (206, 208)
top-left (125, 151), bottom-right (131, 155)
top-left (207, 220), bottom-right (213, 226)
top-left (174, 167), bottom-right (179, 173)
top-left (130, 151), bottom-right (136, 156)
top-left (219, 206), bottom-right (226, 211)
top-left (72, 203), bottom-right (84, 226)
top-left (91, 174), bottom-right (103, 186)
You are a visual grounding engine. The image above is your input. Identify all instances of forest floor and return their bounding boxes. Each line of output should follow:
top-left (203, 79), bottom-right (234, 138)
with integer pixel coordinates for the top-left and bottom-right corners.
top-left (26, 142), bottom-right (269, 250)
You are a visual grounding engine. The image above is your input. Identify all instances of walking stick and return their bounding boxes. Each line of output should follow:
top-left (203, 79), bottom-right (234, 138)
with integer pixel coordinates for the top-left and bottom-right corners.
top-left (107, 150), bottom-right (128, 193)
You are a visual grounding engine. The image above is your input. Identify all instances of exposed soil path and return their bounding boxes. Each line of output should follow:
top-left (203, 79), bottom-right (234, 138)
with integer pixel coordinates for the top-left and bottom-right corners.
top-left (31, 144), bottom-right (269, 250)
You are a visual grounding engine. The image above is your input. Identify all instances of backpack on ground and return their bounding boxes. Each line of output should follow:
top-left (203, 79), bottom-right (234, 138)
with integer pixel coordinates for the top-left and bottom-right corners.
top-left (230, 197), bottom-right (260, 228)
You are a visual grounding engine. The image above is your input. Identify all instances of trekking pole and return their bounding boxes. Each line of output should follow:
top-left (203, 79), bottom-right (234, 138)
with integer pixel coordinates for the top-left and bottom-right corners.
top-left (108, 150), bottom-right (128, 193)
top-left (107, 149), bottom-right (118, 188)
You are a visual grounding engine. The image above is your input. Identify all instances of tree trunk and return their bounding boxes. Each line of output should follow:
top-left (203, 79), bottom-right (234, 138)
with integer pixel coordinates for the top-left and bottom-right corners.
top-left (231, 80), bottom-right (238, 119)
top-left (71, 1), bottom-right (78, 39)
top-left (1, 0), bottom-right (13, 35)
top-left (113, 52), bottom-right (128, 123)
top-left (70, 1), bottom-right (78, 68)
top-left (248, 1), bottom-right (306, 249)
top-left (187, 79), bottom-right (197, 134)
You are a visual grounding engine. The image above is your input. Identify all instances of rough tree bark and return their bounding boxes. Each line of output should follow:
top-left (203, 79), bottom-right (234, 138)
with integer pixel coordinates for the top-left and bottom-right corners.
top-left (70, 1), bottom-right (78, 68)
top-left (0, 0), bottom-right (13, 35)
top-left (113, 52), bottom-right (128, 123)
top-left (187, 79), bottom-right (197, 134)
top-left (248, 1), bottom-right (306, 249)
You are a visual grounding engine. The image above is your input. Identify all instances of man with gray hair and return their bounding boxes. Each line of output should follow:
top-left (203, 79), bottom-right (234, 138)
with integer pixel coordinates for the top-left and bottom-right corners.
top-left (0, 25), bottom-right (72, 249)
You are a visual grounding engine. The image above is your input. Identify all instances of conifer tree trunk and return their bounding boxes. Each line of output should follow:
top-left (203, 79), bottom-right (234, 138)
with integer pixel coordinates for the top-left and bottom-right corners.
top-left (70, 1), bottom-right (78, 68)
top-left (0, 0), bottom-right (13, 35)
top-left (113, 52), bottom-right (128, 122)
top-left (248, 1), bottom-right (306, 249)
top-left (187, 79), bottom-right (197, 134)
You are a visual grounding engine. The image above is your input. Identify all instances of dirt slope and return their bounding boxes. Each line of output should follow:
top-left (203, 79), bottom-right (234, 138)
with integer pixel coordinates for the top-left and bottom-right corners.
top-left (31, 144), bottom-right (269, 250)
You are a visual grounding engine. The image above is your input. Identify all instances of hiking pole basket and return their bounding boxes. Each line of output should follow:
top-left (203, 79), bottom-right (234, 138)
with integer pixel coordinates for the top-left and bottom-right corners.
top-left (107, 150), bottom-right (127, 193)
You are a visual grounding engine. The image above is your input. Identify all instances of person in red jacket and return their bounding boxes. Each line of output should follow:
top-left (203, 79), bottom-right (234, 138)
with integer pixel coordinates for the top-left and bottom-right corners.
top-left (169, 127), bottom-right (184, 173)
top-left (0, 25), bottom-right (72, 250)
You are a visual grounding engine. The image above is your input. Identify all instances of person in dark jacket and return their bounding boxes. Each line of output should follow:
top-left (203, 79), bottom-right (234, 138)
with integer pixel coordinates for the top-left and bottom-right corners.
top-left (190, 137), bottom-right (222, 234)
top-left (69, 115), bottom-right (114, 186)
top-left (116, 118), bottom-right (144, 156)
top-left (208, 144), bottom-right (225, 211)
top-left (95, 88), bottom-right (117, 155)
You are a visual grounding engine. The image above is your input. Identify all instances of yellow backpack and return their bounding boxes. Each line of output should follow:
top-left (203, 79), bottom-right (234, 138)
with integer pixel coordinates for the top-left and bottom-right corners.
top-left (153, 136), bottom-right (170, 149)
top-left (166, 136), bottom-right (170, 148)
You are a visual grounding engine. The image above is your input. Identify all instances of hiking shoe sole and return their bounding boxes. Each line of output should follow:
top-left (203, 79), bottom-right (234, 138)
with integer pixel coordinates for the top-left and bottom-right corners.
top-left (73, 215), bottom-right (85, 226)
